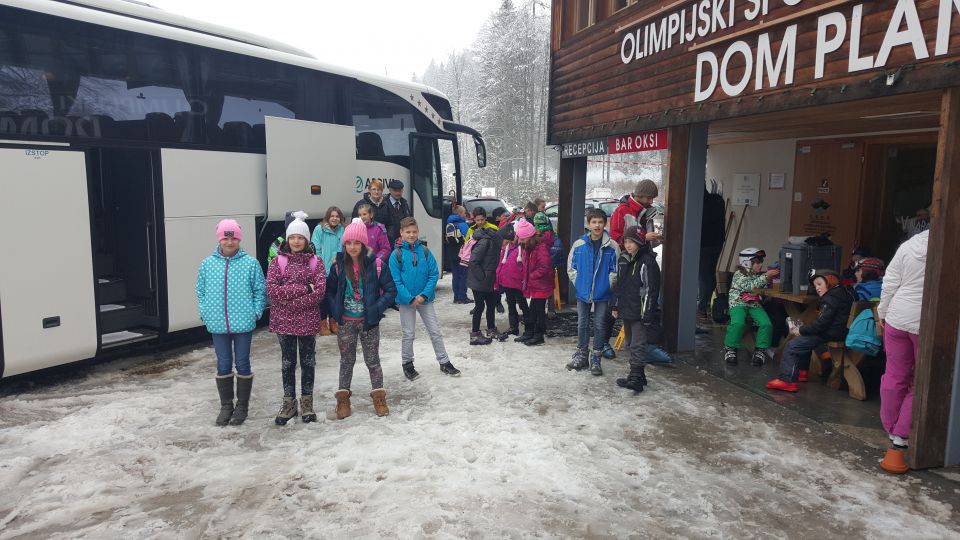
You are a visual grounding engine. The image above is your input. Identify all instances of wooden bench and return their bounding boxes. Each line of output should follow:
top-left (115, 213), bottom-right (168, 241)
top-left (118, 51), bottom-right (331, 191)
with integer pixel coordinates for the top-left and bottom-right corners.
top-left (816, 301), bottom-right (881, 401)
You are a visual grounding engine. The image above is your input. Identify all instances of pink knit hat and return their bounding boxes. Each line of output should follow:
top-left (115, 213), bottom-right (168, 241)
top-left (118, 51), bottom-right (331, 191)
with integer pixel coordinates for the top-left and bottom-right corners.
top-left (515, 218), bottom-right (536, 240)
top-left (342, 217), bottom-right (369, 246)
top-left (216, 219), bottom-right (243, 242)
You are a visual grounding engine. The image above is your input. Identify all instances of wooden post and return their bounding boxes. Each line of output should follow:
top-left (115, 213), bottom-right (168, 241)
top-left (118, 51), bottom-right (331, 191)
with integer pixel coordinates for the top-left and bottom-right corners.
top-left (662, 126), bottom-right (690, 352)
top-left (910, 88), bottom-right (960, 469)
top-left (558, 156), bottom-right (586, 304)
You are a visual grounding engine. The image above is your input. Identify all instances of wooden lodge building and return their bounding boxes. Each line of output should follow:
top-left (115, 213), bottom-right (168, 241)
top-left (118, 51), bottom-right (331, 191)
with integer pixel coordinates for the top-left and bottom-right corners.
top-left (548, 0), bottom-right (960, 469)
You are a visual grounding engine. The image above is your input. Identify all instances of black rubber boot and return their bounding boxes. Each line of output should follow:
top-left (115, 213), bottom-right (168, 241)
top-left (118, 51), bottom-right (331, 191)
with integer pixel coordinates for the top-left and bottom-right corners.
top-left (524, 333), bottom-right (544, 346)
top-left (229, 374), bottom-right (253, 426)
top-left (215, 374), bottom-right (234, 426)
top-left (616, 377), bottom-right (645, 392)
top-left (514, 328), bottom-right (534, 343)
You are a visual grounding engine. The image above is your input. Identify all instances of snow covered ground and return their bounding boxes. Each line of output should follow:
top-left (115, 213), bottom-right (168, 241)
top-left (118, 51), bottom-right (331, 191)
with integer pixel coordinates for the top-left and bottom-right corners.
top-left (1, 281), bottom-right (958, 539)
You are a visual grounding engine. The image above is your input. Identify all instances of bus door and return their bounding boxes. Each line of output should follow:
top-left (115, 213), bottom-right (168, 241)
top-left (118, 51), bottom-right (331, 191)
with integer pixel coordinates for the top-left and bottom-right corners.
top-left (264, 116), bottom-right (357, 222)
top-left (410, 134), bottom-right (459, 262)
top-left (0, 147), bottom-right (97, 377)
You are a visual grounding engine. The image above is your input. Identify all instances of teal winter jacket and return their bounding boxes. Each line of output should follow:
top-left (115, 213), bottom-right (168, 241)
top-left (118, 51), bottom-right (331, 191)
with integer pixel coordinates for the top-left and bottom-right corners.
top-left (196, 246), bottom-right (266, 334)
top-left (312, 223), bottom-right (344, 276)
top-left (389, 240), bottom-right (438, 305)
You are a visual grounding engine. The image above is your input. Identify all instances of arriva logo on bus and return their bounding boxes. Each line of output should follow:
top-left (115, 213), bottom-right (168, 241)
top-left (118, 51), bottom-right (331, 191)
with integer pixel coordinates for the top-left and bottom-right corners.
top-left (617, 0), bottom-right (960, 103)
top-left (356, 176), bottom-right (403, 193)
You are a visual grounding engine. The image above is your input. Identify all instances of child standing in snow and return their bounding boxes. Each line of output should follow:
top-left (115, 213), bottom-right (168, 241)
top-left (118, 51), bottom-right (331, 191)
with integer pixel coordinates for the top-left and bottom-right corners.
top-left (610, 227), bottom-right (649, 392)
top-left (495, 223), bottom-right (528, 339)
top-left (327, 218), bottom-right (397, 419)
top-left (517, 218), bottom-right (553, 346)
top-left (266, 213), bottom-right (327, 425)
top-left (196, 219), bottom-right (266, 426)
top-left (565, 208), bottom-right (619, 374)
top-left (721, 248), bottom-right (779, 366)
top-left (312, 206), bottom-right (344, 336)
top-left (467, 207), bottom-right (504, 345)
top-left (357, 204), bottom-right (391, 261)
top-left (390, 217), bottom-right (460, 381)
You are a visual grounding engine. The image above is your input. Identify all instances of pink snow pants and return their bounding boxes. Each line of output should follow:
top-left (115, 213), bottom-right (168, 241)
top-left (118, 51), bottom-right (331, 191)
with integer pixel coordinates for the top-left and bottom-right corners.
top-left (880, 324), bottom-right (919, 439)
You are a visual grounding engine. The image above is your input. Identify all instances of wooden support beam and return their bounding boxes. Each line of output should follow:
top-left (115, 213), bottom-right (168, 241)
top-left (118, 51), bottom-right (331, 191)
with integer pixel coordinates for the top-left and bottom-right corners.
top-left (910, 87), bottom-right (960, 470)
top-left (662, 125), bottom-right (690, 352)
top-left (558, 157), bottom-right (586, 304)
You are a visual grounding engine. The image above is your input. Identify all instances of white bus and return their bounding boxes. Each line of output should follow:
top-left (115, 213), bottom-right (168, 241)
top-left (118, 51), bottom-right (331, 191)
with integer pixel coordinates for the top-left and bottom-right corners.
top-left (0, 0), bottom-right (486, 379)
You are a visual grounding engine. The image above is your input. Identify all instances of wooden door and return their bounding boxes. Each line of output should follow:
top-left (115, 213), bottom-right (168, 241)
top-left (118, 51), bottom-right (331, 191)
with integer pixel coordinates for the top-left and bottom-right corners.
top-left (791, 141), bottom-right (864, 266)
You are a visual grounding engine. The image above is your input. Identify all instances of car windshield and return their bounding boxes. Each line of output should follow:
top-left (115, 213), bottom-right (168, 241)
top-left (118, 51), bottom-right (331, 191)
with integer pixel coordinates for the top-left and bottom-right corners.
top-left (599, 201), bottom-right (620, 217)
top-left (465, 199), bottom-right (507, 217)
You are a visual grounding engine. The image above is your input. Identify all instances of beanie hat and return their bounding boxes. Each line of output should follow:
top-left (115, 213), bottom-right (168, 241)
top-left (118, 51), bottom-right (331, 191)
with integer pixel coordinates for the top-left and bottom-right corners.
top-left (622, 226), bottom-right (643, 247)
top-left (285, 211), bottom-right (309, 240)
top-left (498, 222), bottom-right (516, 242)
top-left (216, 219), bottom-right (243, 242)
top-left (515, 218), bottom-right (536, 240)
top-left (533, 212), bottom-right (552, 231)
top-left (342, 217), bottom-right (369, 246)
top-left (635, 179), bottom-right (658, 199)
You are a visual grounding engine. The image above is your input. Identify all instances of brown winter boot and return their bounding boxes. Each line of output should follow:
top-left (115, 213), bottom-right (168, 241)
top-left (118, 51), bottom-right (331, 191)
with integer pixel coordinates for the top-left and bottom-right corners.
top-left (329, 320), bottom-right (339, 335)
top-left (334, 389), bottom-right (352, 419)
top-left (371, 388), bottom-right (389, 417)
top-left (319, 320), bottom-right (331, 336)
top-left (300, 395), bottom-right (317, 423)
top-left (274, 398), bottom-right (298, 426)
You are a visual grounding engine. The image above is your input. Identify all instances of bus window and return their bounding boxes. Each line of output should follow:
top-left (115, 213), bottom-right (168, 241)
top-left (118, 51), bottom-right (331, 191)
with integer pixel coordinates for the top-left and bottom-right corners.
top-left (410, 134), bottom-right (446, 219)
top-left (352, 81), bottom-right (429, 166)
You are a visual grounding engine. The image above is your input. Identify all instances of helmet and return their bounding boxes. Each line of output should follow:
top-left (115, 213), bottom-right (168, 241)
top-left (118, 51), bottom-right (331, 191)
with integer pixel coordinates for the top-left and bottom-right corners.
top-left (808, 268), bottom-right (841, 287)
top-left (738, 247), bottom-right (766, 268)
top-left (855, 257), bottom-right (885, 275)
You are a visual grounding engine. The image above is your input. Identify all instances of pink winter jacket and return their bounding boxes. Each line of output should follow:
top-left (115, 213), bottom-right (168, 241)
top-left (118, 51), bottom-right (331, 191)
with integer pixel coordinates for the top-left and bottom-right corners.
top-left (366, 222), bottom-right (391, 261)
top-left (496, 242), bottom-right (524, 291)
top-left (266, 251), bottom-right (327, 336)
top-left (522, 239), bottom-right (554, 299)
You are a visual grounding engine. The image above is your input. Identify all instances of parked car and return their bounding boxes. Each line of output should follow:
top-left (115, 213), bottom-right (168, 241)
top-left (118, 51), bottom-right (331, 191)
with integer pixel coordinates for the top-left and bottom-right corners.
top-left (463, 196), bottom-right (511, 219)
top-left (544, 198), bottom-right (621, 232)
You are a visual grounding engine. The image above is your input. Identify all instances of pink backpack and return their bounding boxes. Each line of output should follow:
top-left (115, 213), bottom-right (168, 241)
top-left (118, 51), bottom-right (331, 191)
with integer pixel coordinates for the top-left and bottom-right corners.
top-left (458, 237), bottom-right (478, 267)
top-left (277, 254), bottom-right (319, 277)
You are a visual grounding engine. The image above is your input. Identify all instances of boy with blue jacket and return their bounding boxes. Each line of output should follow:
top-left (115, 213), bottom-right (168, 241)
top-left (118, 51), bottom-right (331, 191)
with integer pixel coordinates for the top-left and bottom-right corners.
top-left (390, 217), bottom-right (461, 381)
top-left (566, 208), bottom-right (620, 375)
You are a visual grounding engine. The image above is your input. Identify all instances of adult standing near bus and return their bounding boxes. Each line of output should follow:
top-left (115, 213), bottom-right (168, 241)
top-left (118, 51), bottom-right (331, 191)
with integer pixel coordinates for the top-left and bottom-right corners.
top-left (877, 229), bottom-right (928, 475)
top-left (386, 179), bottom-right (412, 245)
top-left (352, 179), bottom-right (392, 239)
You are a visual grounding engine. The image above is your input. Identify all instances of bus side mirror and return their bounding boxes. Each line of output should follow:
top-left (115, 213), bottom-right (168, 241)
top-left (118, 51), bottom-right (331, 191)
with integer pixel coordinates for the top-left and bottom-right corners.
top-left (474, 135), bottom-right (487, 168)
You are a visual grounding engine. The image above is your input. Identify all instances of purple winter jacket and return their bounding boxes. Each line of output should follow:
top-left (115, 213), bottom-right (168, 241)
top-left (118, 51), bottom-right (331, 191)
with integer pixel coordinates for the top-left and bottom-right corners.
top-left (266, 251), bottom-right (327, 336)
top-left (366, 221), bottom-right (391, 261)
top-left (495, 242), bottom-right (524, 291)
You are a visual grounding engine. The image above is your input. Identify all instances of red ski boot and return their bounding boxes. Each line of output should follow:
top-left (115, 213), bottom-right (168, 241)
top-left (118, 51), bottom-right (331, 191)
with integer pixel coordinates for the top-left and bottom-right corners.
top-left (798, 370), bottom-right (809, 382)
top-left (766, 378), bottom-right (798, 392)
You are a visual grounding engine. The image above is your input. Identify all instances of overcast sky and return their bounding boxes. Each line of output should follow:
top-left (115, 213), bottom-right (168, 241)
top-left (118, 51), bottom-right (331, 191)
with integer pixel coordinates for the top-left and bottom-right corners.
top-left (145, 0), bottom-right (504, 80)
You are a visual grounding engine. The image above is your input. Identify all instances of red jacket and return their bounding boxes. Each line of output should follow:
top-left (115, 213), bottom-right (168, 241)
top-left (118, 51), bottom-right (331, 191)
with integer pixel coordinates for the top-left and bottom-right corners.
top-left (266, 251), bottom-right (327, 336)
top-left (522, 239), bottom-right (554, 299)
top-left (609, 196), bottom-right (648, 248)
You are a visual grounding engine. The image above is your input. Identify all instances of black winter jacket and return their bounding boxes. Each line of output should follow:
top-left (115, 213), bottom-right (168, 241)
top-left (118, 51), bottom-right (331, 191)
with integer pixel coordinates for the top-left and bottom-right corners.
top-left (799, 285), bottom-right (854, 341)
top-left (352, 194), bottom-right (393, 234)
top-left (327, 251), bottom-right (397, 330)
top-left (384, 196), bottom-right (412, 243)
top-left (610, 251), bottom-right (647, 321)
top-left (467, 228), bottom-right (500, 292)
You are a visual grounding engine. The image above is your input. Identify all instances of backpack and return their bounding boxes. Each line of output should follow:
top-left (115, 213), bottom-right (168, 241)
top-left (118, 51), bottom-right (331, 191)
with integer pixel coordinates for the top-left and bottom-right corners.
top-left (845, 309), bottom-right (882, 356)
top-left (393, 243), bottom-right (430, 270)
top-left (458, 237), bottom-right (478, 267)
top-left (549, 235), bottom-right (564, 268)
top-left (277, 253), bottom-right (319, 277)
top-left (445, 222), bottom-right (464, 245)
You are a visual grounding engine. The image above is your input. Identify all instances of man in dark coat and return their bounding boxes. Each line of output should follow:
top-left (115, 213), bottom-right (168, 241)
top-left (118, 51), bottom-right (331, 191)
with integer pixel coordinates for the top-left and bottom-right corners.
top-left (385, 179), bottom-right (412, 245)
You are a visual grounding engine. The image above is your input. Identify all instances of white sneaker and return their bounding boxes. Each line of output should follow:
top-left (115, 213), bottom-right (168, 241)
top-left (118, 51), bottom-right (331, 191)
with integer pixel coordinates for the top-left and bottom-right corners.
top-left (891, 435), bottom-right (909, 448)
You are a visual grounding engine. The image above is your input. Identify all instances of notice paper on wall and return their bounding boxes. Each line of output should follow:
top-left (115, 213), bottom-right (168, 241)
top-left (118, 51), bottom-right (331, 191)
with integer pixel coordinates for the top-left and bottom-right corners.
top-left (733, 173), bottom-right (761, 206)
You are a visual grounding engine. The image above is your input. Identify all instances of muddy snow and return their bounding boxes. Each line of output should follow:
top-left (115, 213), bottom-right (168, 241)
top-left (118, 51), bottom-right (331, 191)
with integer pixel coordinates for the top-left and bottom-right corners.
top-left (1, 281), bottom-right (958, 539)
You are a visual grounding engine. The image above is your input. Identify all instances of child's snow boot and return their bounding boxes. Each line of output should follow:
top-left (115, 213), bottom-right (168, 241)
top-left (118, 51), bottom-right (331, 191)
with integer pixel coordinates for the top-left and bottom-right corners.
top-left (487, 327), bottom-right (508, 342)
top-left (440, 361), bottom-right (461, 376)
top-left (403, 362), bottom-right (421, 381)
top-left (371, 389), bottom-right (389, 417)
top-left (765, 378), bottom-right (798, 392)
top-left (798, 369), bottom-right (809, 382)
top-left (723, 347), bottom-right (738, 365)
top-left (275, 398), bottom-right (298, 426)
top-left (524, 333), bottom-right (544, 346)
top-left (616, 376), bottom-right (645, 392)
top-left (335, 389), bottom-right (352, 419)
top-left (507, 312), bottom-right (520, 334)
top-left (514, 327), bottom-right (534, 343)
top-left (589, 351), bottom-right (603, 376)
top-left (229, 374), bottom-right (253, 425)
top-left (880, 447), bottom-right (909, 474)
top-left (215, 374), bottom-right (234, 426)
top-left (647, 345), bottom-right (675, 366)
top-left (470, 331), bottom-right (492, 345)
top-left (319, 320), bottom-right (331, 336)
top-left (566, 348), bottom-right (589, 371)
top-left (506, 326), bottom-right (520, 336)
top-left (751, 349), bottom-right (769, 366)
top-left (300, 396), bottom-right (317, 423)
top-left (602, 343), bottom-right (616, 359)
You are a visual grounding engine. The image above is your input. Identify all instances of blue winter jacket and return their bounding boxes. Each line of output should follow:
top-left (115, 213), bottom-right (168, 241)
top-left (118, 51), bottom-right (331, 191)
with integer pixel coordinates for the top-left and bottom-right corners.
top-left (854, 279), bottom-right (883, 301)
top-left (446, 214), bottom-right (469, 236)
top-left (312, 223), bottom-right (344, 276)
top-left (389, 240), bottom-right (439, 305)
top-left (566, 231), bottom-right (619, 303)
top-left (196, 246), bottom-right (266, 334)
top-left (326, 250), bottom-right (397, 330)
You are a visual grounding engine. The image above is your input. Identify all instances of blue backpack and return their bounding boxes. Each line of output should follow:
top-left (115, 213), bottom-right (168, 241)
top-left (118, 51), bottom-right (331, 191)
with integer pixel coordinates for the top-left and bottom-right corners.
top-left (549, 235), bottom-right (564, 267)
top-left (845, 309), bottom-right (882, 356)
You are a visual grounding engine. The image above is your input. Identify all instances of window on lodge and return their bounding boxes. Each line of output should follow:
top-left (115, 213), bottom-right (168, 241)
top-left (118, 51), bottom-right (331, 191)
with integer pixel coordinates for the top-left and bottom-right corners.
top-left (576, 0), bottom-right (595, 32)
top-left (612, 0), bottom-right (636, 12)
